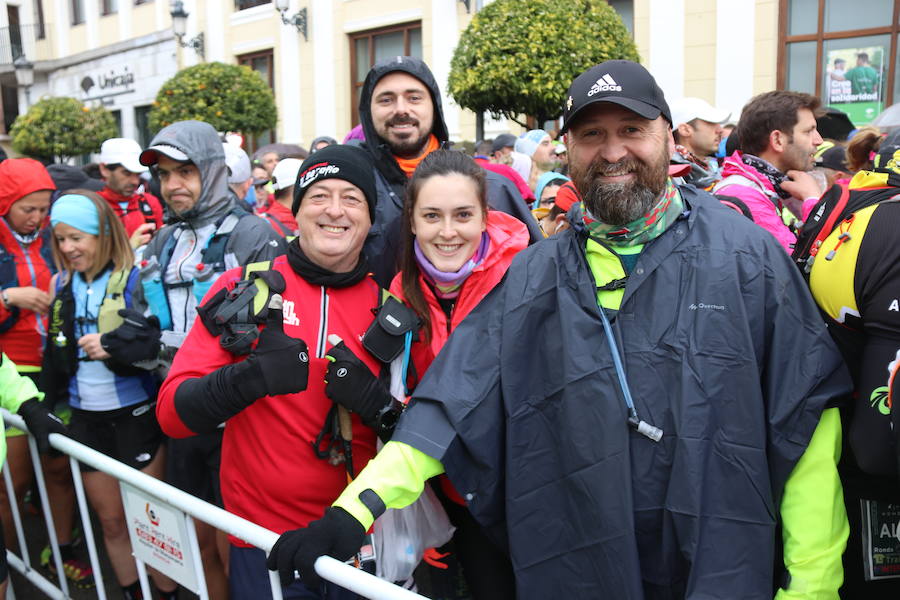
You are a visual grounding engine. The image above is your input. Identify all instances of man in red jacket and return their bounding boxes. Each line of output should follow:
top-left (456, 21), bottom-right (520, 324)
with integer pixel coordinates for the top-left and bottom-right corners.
top-left (97, 137), bottom-right (164, 247)
top-left (157, 145), bottom-right (391, 600)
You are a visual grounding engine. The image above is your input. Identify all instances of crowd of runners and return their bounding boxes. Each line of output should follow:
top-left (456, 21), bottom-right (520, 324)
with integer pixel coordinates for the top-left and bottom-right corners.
top-left (0, 55), bottom-right (898, 600)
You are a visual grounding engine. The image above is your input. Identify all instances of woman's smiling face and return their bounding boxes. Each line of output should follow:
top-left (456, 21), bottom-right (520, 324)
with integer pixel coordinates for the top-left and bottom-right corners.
top-left (54, 222), bottom-right (98, 273)
top-left (411, 173), bottom-right (487, 273)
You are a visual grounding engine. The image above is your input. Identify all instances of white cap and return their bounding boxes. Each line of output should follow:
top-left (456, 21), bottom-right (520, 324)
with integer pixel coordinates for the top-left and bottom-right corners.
top-left (222, 143), bottom-right (251, 184)
top-left (271, 158), bottom-right (304, 191)
top-left (100, 138), bottom-right (148, 174)
top-left (670, 97), bottom-right (731, 128)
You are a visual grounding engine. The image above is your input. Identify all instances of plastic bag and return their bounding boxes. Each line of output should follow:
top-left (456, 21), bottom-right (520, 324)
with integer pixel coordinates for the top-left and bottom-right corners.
top-left (372, 355), bottom-right (456, 582)
top-left (373, 482), bottom-right (456, 582)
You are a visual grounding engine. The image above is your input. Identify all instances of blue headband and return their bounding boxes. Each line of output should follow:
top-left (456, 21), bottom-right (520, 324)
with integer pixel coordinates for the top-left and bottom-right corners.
top-left (50, 194), bottom-right (100, 235)
top-left (532, 172), bottom-right (571, 210)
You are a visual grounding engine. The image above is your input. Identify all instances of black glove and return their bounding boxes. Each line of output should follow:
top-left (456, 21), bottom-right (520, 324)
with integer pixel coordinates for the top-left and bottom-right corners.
top-left (173, 294), bottom-right (309, 433)
top-left (325, 341), bottom-right (391, 428)
top-left (246, 294), bottom-right (310, 398)
top-left (266, 507), bottom-right (365, 588)
top-left (17, 398), bottom-right (67, 455)
top-left (101, 309), bottom-right (161, 365)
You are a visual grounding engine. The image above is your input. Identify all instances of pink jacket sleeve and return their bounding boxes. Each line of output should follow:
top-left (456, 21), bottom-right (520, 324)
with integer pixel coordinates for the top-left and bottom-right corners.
top-left (716, 183), bottom-right (796, 253)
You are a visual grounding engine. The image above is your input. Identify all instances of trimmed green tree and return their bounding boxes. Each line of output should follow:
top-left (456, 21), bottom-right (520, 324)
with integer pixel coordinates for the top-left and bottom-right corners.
top-left (148, 61), bottom-right (276, 135)
top-left (448, 0), bottom-right (640, 126)
top-left (10, 97), bottom-right (118, 163)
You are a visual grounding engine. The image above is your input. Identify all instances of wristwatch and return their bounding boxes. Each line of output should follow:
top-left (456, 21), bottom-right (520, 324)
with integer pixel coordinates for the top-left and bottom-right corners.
top-left (374, 398), bottom-right (406, 437)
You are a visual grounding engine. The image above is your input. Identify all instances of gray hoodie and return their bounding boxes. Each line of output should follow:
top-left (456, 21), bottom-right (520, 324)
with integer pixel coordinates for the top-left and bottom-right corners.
top-left (140, 120), bottom-right (285, 342)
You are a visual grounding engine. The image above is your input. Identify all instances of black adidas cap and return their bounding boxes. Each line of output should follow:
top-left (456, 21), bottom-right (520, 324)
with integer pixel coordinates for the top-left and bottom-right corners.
top-left (560, 60), bottom-right (672, 135)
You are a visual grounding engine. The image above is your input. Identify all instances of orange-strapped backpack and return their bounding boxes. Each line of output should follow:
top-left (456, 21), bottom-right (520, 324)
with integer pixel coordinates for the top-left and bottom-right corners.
top-left (793, 181), bottom-right (900, 280)
top-left (792, 182), bottom-right (851, 279)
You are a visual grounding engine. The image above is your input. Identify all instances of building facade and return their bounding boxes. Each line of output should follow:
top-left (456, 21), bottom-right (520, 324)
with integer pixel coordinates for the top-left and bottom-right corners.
top-left (0, 1), bottom-right (894, 158)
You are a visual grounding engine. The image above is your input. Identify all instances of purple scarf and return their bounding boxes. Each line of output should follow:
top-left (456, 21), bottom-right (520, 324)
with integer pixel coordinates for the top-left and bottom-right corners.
top-left (414, 232), bottom-right (490, 299)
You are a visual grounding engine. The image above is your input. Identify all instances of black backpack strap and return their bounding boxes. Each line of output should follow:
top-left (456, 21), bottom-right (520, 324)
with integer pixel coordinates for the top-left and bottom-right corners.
top-left (195, 260), bottom-right (285, 355)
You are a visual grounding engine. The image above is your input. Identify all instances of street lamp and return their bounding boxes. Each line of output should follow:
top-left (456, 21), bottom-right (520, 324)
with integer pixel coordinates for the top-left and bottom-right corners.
top-left (13, 55), bottom-right (34, 109)
top-left (170, 1), bottom-right (204, 59)
top-left (274, 0), bottom-right (308, 41)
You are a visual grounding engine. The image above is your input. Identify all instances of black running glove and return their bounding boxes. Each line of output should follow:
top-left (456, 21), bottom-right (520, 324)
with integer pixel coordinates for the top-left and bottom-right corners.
top-left (174, 294), bottom-right (310, 432)
top-left (101, 309), bottom-right (162, 365)
top-left (17, 398), bottom-right (67, 455)
top-left (325, 341), bottom-right (391, 428)
top-left (266, 507), bottom-right (365, 587)
top-left (246, 295), bottom-right (310, 398)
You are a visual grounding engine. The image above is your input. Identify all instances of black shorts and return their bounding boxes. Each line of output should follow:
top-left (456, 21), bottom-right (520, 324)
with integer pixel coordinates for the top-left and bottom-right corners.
top-left (165, 429), bottom-right (223, 506)
top-left (68, 401), bottom-right (165, 472)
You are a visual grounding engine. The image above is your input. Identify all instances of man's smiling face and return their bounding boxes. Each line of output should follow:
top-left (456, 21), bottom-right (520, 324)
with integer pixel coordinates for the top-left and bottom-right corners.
top-left (370, 72), bottom-right (435, 160)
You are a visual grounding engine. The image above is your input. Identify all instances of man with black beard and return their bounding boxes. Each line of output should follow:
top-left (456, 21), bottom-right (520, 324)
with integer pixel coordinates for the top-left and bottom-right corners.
top-left (357, 56), bottom-right (541, 286)
top-left (268, 60), bottom-right (852, 600)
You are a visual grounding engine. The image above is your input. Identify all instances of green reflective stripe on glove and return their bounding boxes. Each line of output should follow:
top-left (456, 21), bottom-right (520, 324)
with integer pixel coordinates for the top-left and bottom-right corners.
top-left (334, 441), bottom-right (445, 530)
top-left (324, 341), bottom-right (391, 427)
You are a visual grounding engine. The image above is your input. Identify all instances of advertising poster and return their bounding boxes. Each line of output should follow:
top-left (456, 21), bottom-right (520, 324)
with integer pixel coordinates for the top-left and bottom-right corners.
top-left (120, 483), bottom-right (200, 592)
top-left (825, 46), bottom-right (885, 125)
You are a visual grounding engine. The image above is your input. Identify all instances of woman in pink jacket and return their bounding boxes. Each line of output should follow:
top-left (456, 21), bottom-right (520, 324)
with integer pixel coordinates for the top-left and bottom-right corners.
top-left (392, 150), bottom-right (528, 599)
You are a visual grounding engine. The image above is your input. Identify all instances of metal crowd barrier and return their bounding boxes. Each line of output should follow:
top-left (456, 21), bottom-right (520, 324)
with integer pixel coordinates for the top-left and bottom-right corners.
top-left (1, 410), bottom-right (426, 600)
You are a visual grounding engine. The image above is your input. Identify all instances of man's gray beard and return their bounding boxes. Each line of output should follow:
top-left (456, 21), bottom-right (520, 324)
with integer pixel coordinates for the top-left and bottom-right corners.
top-left (582, 179), bottom-right (661, 226)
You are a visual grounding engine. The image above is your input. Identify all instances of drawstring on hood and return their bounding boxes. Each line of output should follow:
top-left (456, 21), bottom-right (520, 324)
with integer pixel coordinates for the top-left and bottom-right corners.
top-left (141, 120), bottom-right (237, 227)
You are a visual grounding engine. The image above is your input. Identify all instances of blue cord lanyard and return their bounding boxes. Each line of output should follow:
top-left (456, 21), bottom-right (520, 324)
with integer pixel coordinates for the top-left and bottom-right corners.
top-left (400, 329), bottom-right (413, 398)
top-left (597, 303), bottom-right (663, 442)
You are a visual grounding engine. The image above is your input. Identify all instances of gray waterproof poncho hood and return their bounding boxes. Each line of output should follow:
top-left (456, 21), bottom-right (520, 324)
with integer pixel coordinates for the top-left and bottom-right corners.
top-left (143, 120), bottom-right (234, 226)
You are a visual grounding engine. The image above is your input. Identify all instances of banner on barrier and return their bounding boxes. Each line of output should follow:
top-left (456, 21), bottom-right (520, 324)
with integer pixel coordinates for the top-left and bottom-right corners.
top-left (121, 482), bottom-right (200, 592)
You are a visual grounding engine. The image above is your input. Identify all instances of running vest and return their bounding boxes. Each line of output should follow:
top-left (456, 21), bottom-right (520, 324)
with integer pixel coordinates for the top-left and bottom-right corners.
top-left (42, 266), bottom-right (141, 399)
top-left (793, 181), bottom-right (900, 280)
top-left (141, 209), bottom-right (247, 331)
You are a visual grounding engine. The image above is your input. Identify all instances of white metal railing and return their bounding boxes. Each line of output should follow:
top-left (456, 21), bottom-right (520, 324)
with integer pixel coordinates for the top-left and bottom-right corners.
top-left (1, 409), bottom-right (426, 600)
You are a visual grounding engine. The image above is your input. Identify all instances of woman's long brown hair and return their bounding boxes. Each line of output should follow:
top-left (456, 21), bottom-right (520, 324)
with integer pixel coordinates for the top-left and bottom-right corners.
top-left (51, 189), bottom-right (134, 283)
top-left (398, 150), bottom-right (488, 343)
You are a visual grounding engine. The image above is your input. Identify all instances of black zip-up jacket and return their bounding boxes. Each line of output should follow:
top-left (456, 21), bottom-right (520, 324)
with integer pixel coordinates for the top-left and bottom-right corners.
top-left (357, 56), bottom-right (542, 287)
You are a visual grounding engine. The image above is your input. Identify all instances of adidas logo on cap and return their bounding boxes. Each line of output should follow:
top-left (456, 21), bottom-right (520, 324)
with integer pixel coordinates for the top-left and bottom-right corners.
top-left (588, 74), bottom-right (622, 96)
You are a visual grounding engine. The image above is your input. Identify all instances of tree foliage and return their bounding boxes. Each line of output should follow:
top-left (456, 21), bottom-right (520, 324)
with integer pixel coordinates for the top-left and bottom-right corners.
top-left (148, 62), bottom-right (276, 135)
top-left (449, 0), bottom-right (640, 126)
top-left (10, 97), bottom-right (117, 162)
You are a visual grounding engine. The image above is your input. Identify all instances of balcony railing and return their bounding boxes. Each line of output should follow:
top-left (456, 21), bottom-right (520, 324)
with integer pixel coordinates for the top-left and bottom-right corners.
top-left (0, 23), bottom-right (49, 65)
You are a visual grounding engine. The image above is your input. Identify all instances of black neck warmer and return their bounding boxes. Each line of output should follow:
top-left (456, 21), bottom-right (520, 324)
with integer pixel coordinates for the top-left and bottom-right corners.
top-left (286, 239), bottom-right (370, 288)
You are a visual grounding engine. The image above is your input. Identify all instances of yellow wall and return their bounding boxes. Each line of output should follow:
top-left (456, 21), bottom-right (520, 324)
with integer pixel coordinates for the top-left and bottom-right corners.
top-left (754, 0), bottom-right (779, 94)
top-left (683, 0), bottom-right (717, 100)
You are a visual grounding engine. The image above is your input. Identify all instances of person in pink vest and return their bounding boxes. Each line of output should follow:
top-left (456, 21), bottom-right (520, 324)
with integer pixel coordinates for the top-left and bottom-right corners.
top-left (714, 91), bottom-right (825, 253)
